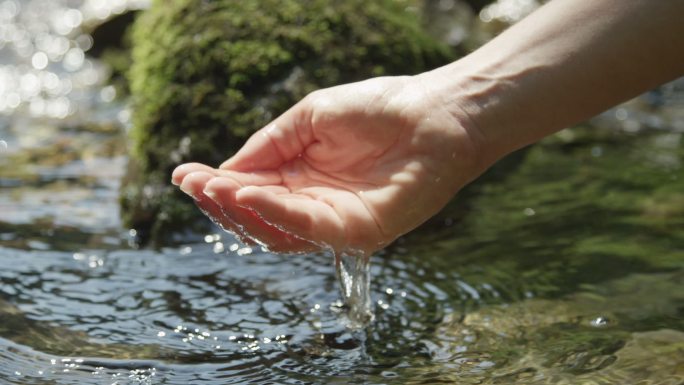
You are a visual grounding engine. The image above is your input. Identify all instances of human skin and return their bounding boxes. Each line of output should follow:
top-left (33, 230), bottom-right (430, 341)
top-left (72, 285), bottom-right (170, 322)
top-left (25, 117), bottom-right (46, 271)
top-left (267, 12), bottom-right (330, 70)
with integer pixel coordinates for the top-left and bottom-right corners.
top-left (172, 0), bottom-right (684, 256)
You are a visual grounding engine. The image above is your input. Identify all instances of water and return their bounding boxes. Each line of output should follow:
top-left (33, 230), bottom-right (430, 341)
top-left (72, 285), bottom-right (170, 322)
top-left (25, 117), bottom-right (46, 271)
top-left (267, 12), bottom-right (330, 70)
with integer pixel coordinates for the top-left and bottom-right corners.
top-left (2, 1), bottom-right (684, 383)
top-left (0, 0), bottom-right (147, 120)
top-left (335, 253), bottom-right (373, 329)
top-left (4, 116), bottom-right (684, 385)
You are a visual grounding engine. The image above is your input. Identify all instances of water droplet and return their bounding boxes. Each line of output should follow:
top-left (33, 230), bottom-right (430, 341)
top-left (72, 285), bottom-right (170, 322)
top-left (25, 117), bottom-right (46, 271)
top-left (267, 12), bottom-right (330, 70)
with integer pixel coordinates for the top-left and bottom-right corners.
top-left (590, 316), bottom-right (610, 327)
top-left (157, 331), bottom-right (166, 337)
top-left (237, 246), bottom-right (253, 256)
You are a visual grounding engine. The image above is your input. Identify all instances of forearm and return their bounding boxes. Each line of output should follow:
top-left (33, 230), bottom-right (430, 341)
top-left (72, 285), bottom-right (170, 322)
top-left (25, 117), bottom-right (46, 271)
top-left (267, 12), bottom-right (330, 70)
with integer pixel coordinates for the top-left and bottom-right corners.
top-left (421, 0), bottom-right (684, 168)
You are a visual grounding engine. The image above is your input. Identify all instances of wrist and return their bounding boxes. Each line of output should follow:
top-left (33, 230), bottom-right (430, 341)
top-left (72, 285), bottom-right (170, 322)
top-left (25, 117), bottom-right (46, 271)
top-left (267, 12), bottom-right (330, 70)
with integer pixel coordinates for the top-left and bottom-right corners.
top-left (411, 63), bottom-right (510, 179)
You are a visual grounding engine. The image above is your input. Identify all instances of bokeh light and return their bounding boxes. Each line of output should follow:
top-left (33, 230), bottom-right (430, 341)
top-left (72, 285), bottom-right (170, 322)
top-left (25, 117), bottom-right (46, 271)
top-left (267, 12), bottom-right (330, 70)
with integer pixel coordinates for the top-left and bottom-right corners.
top-left (0, 0), bottom-right (148, 118)
top-left (479, 0), bottom-right (540, 23)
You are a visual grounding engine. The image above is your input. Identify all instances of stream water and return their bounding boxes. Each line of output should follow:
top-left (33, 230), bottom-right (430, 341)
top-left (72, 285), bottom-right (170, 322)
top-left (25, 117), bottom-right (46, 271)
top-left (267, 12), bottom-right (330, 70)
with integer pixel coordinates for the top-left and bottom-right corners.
top-left (2, 0), bottom-right (684, 384)
top-left (335, 253), bottom-right (373, 329)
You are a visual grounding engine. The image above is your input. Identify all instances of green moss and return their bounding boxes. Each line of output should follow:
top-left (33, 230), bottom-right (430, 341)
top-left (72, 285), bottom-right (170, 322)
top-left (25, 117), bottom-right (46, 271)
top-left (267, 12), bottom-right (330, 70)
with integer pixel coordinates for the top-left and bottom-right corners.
top-left (122, 0), bottom-right (453, 243)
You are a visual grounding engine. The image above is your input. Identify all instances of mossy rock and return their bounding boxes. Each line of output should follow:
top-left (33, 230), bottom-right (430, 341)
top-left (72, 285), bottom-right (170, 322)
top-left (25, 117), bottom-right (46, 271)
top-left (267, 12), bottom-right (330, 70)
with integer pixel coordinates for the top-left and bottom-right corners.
top-left (122, 0), bottom-right (454, 244)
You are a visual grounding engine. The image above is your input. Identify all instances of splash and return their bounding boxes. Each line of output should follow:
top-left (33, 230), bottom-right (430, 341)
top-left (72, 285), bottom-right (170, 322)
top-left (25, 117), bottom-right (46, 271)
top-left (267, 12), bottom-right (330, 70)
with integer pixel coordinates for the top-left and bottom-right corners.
top-left (334, 252), bottom-right (374, 329)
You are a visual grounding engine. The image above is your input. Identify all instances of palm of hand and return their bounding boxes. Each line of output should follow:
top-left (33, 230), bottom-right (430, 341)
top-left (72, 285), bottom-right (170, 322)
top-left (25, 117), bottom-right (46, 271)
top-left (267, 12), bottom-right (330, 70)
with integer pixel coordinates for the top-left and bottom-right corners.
top-left (173, 77), bottom-right (476, 255)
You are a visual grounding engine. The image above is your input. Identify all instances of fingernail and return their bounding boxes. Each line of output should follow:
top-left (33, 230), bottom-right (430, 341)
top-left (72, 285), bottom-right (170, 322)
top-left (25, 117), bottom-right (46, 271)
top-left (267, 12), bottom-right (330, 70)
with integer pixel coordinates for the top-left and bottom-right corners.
top-left (203, 188), bottom-right (217, 200)
top-left (180, 184), bottom-right (198, 200)
top-left (171, 165), bottom-right (188, 186)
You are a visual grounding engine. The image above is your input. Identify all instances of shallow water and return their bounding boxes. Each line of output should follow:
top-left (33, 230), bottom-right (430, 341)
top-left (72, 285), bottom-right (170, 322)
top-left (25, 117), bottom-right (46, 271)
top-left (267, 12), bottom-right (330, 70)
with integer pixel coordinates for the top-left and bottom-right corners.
top-left (3, 92), bottom-right (684, 385)
top-left (2, 1), bottom-right (684, 384)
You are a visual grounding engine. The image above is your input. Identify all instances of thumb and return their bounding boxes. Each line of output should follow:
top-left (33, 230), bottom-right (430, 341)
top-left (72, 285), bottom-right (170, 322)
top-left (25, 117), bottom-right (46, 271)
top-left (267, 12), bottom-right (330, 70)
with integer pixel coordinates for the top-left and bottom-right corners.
top-left (220, 99), bottom-right (314, 172)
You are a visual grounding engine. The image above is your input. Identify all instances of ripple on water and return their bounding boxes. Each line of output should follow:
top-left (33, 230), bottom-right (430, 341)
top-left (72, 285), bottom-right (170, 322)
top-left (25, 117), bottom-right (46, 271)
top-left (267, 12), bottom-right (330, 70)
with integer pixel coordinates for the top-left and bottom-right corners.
top-left (3, 216), bottom-right (684, 384)
top-left (0, 236), bottom-right (509, 384)
top-left (0, 0), bottom-right (148, 119)
top-left (2, 1), bottom-right (684, 383)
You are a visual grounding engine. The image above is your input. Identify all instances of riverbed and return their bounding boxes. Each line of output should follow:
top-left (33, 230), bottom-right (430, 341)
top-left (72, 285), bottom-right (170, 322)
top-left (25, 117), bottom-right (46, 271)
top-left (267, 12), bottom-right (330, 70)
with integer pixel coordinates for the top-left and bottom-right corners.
top-left (2, 0), bottom-right (684, 384)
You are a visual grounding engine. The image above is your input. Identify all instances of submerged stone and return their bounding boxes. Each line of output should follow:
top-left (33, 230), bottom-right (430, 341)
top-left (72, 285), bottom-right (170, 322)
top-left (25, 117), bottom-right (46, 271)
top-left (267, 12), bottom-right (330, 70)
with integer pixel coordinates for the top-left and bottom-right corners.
top-left (122, 0), bottom-right (453, 243)
top-left (426, 271), bottom-right (684, 382)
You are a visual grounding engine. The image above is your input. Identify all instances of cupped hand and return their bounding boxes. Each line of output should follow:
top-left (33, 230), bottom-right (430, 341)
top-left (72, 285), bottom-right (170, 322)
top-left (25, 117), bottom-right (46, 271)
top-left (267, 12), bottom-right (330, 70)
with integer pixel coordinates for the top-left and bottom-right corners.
top-left (172, 75), bottom-right (483, 255)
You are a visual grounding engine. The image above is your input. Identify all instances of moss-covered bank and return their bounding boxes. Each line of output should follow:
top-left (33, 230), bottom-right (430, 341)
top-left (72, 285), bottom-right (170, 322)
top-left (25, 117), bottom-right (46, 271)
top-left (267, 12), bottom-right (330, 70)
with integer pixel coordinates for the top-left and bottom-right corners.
top-left (122, 0), bottom-right (453, 243)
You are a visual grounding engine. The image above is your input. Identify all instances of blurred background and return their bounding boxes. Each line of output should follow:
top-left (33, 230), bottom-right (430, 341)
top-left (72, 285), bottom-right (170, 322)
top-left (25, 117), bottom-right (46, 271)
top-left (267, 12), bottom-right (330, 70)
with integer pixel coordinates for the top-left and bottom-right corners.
top-left (0, 0), bottom-right (541, 247)
top-left (1, 0), bottom-right (683, 384)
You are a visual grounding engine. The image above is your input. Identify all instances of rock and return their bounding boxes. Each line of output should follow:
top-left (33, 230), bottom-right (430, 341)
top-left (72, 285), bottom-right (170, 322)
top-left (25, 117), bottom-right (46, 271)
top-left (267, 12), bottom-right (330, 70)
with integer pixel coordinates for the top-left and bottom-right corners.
top-left (427, 272), bottom-right (684, 383)
top-left (88, 11), bottom-right (139, 59)
top-left (122, 0), bottom-right (453, 244)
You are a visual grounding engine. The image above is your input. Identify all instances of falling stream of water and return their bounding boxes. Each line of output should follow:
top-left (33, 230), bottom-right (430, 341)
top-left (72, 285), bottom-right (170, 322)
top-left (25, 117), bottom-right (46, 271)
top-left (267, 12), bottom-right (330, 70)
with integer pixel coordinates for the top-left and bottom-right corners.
top-left (334, 252), bottom-right (374, 329)
top-left (2, 0), bottom-right (684, 383)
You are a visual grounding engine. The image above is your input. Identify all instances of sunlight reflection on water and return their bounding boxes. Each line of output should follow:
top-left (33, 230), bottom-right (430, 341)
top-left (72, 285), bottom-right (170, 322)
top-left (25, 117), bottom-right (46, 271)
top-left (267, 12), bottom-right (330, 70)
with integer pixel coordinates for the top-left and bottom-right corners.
top-left (1, 0), bottom-right (684, 383)
top-left (0, 0), bottom-right (148, 119)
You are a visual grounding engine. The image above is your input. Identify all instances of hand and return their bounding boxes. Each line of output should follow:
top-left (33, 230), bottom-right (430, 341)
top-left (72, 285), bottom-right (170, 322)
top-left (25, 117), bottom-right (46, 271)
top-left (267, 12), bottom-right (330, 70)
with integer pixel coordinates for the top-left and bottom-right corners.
top-left (172, 75), bottom-right (483, 255)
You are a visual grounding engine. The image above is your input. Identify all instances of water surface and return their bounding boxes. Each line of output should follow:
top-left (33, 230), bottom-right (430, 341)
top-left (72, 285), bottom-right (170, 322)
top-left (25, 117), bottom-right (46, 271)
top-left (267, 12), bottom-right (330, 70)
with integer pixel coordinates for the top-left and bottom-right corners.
top-left (2, 0), bottom-right (684, 383)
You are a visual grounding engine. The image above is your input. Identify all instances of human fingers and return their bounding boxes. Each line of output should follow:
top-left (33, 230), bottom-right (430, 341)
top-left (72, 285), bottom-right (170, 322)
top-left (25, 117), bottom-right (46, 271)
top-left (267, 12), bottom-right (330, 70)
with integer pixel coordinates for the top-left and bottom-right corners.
top-left (172, 163), bottom-right (282, 187)
top-left (178, 171), bottom-right (254, 245)
top-left (234, 185), bottom-right (347, 253)
top-left (172, 163), bottom-right (217, 186)
top-left (203, 177), bottom-right (319, 253)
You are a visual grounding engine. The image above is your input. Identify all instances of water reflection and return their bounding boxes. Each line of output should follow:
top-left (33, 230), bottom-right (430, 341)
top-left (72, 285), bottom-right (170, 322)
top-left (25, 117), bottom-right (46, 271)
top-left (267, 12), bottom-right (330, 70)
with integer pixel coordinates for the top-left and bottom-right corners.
top-left (1, 0), bottom-right (684, 383)
top-left (0, 0), bottom-right (147, 119)
top-left (479, 0), bottom-right (540, 23)
top-left (0, 240), bottom-right (496, 383)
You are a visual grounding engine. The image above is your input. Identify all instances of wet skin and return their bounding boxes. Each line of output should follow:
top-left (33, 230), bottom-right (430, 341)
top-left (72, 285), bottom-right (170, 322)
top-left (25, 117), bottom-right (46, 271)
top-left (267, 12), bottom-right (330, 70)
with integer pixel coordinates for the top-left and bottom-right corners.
top-left (173, 0), bottom-right (684, 255)
top-left (172, 76), bottom-right (482, 255)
